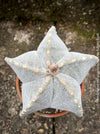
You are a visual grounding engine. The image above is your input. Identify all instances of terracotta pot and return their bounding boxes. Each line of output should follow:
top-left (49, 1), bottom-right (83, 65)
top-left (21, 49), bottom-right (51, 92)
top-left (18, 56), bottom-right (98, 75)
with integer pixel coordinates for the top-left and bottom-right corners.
top-left (16, 77), bottom-right (85, 118)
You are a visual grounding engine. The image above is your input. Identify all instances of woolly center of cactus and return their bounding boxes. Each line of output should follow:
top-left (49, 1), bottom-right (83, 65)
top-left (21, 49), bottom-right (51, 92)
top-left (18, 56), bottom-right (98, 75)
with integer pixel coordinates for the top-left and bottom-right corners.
top-left (46, 63), bottom-right (58, 76)
top-left (49, 64), bottom-right (58, 73)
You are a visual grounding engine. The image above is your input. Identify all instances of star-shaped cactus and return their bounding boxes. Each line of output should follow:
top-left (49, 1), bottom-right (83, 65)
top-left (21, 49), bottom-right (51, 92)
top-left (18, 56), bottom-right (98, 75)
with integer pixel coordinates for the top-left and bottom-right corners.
top-left (5, 26), bottom-right (99, 117)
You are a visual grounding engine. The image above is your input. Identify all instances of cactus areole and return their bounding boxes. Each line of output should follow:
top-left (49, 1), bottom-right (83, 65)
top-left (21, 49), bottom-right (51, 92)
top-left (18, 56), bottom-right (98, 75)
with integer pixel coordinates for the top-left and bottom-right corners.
top-left (5, 26), bottom-right (99, 117)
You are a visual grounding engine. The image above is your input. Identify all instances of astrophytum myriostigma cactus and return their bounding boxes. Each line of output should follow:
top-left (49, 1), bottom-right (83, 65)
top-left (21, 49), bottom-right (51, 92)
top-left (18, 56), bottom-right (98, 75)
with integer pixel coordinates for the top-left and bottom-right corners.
top-left (5, 26), bottom-right (99, 117)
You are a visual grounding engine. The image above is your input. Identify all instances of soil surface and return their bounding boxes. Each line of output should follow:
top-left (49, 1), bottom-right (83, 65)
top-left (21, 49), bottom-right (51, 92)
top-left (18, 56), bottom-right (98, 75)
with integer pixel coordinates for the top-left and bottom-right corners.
top-left (0, 0), bottom-right (100, 134)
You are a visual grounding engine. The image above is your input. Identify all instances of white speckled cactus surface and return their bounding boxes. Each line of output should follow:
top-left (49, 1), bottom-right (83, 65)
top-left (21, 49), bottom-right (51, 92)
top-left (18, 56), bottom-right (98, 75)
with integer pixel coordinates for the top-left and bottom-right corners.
top-left (5, 26), bottom-right (99, 117)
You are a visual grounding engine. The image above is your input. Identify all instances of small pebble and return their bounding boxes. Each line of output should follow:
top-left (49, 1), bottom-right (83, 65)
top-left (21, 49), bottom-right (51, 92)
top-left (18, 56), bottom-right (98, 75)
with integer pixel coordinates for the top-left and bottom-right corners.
top-left (8, 108), bottom-right (17, 116)
top-left (14, 37), bottom-right (17, 41)
top-left (78, 128), bottom-right (84, 132)
top-left (38, 129), bottom-right (44, 133)
top-left (44, 123), bottom-right (48, 130)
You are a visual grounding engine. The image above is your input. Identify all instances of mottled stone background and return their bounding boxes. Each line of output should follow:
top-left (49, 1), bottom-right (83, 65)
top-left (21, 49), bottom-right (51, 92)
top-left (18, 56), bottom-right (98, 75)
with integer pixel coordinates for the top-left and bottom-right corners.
top-left (0, 0), bottom-right (100, 134)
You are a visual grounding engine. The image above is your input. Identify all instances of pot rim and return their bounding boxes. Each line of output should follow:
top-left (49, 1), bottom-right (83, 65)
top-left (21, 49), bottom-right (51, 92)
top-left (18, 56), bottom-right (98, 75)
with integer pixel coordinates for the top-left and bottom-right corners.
top-left (16, 77), bottom-right (85, 118)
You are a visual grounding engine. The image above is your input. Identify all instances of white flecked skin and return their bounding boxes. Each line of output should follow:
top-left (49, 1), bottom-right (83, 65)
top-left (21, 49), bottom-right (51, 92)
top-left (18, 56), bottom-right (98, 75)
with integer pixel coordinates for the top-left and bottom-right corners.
top-left (5, 26), bottom-right (99, 117)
